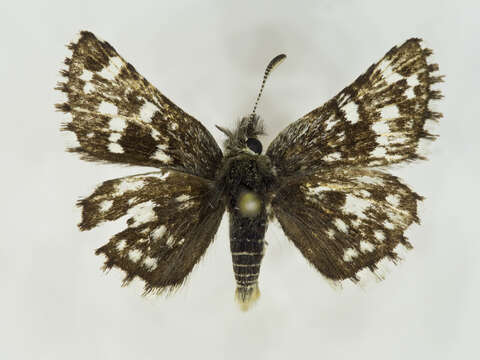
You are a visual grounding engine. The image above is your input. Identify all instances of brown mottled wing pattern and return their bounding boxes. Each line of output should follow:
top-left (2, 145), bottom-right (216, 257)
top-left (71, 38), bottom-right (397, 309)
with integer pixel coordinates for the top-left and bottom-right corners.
top-left (267, 38), bottom-right (443, 176)
top-left (56, 31), bottom-right (222, 179)
top-left (79, 170), bottom-right (225, 293)
top-left (273, 168), bottom-right (422, 282)
top-left (268, 38), bottom-right (442, 283)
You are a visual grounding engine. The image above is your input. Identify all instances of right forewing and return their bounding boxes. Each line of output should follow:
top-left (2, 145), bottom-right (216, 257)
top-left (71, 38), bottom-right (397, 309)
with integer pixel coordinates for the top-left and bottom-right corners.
top-left (56, 31), bottom-right (222, 179)
top-left (266, 38), bottom-right (442, 177)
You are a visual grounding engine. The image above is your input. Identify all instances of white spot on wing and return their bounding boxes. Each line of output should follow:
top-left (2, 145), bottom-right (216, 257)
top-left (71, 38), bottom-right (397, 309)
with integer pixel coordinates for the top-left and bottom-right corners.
top-left (116, 239), bottom-right (127, 252)
top-left (405, 87), bottom-right (415, 99)
top-left (372, 120), bottom-right (390, 135)
top-left (343, 194), bottom-right (370, 219)
top-left (175, 195), bottom-right (190, 202)
top-left (116, 179), bottom-right (145, 195)
top-left (322, 152), bottom-right (342, 161)
top-left (151, 129), bottom-right (161, 140)
top-left (325, 115), bottom-right (338, 131)
top-left (152, 148), bottom-right (172, 163)
top-left (84, 82), bottom-right (95, 94)
top-left (343, 247), bottom-right (359, 262)
top-left (343, 102), bottom-right (360, 124)
top-left (99, 200), bottom-right (113, 212)
top-left (128, 249), bottom-right (142, 262)
top-left (129, 201), bottom-right (157, 227)
top-left (306, 185), bottom-right (331, 195)
top-left (374, 230), bottom-right (385, 242)
top-left (98, 56), bottom-right (123, 80)
top-left (139, 101), bottom-right (158, 123)
top-left (109, 133), bottom-right (121, 142)
top-left (166, 236), bottom-right (175, 247)
top-left (370, 146), bottom-right (387, 158)
top-left (110, 56), bottom-right (124, 69)
top-left (376, 135), bottom-right (390, 146)
top-left (334, 218), bottom-right (348, 232)
top-left (385, 72), bottom-right (403, 84)
top-left (380, 105), bottom-right (400, 119)
top-left (357, 175), bottom-right (383, 185)
top-left (79, 70), bottom-right (93, 81)
top-left (148, 172), bottom-right (170, 181)
top-left (386, 194), bottom-right (401, 207)
top-left (384, 220), bottom-right (395, 230)
top-left (152, 225), bottom-right (166, 240)
top-left (98, 101), bottom-right (118, 115)
top-left (360, 240), bottom-right (375, 253)
top-left (407, 74), bottom-right (420, 88)
top-left (379, 60), bottom-right (404, 85)
top-left (109, 117), bottom-right (127, 132)
top-left (108, 143), bottom-right (124, 153)
top-left (359, 190), bottom-right (370, 197)
top-left (143, 256), bottom-right (157, 270)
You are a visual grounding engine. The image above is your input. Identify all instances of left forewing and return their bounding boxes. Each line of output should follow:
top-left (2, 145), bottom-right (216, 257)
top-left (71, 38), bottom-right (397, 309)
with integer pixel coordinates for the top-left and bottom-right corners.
top-left (78, 169), bottom-right (225, 293)
top-left (272, 167), bottom-right (422, 283)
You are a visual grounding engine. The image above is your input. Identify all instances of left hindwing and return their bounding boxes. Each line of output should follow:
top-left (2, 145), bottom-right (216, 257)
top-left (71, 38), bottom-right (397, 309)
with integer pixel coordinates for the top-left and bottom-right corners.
top-left (78, 169), bottom-right (225, 293)
top-left (272, 168), bottom-right (422, 282)
top-left (267, 38), bottom-right (443, 177)
top-left (56, 31), bottom-right (222, 179)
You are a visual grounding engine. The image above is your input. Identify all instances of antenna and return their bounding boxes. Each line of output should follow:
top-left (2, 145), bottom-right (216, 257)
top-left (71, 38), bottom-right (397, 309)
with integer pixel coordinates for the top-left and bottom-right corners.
top-left (251, 54), bottom-right (287, 116)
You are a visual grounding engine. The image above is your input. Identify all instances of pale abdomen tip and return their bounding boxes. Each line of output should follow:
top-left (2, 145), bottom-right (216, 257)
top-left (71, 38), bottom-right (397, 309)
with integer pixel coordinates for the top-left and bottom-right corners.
top-left (235, 283), bottom-right (260, 311)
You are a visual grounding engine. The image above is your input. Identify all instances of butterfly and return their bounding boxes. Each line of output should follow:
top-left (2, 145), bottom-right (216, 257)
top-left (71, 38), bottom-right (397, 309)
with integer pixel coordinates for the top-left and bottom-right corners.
top-left (56, 31), bottom-right (442, 310)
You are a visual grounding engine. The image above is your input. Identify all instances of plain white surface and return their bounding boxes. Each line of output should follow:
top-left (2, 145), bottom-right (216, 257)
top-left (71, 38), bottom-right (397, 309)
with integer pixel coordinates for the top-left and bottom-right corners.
top-left (1, 0), bottom-right (478, 359)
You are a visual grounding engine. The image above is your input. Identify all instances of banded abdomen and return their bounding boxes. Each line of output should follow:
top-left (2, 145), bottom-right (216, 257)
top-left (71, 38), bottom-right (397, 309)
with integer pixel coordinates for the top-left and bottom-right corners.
top-left (229, 189), bottom-right (268, 310)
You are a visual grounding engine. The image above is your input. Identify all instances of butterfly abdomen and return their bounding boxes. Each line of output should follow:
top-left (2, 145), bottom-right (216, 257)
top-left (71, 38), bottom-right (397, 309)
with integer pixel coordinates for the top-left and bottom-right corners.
top-left (219, 154), bottom-right (275, 310)
top-left (229, 195), bottom-right (267, 311)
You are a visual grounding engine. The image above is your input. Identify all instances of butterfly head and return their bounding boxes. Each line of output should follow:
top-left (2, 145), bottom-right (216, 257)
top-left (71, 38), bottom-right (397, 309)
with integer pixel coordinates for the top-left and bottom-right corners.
top-left (216, 54), bottom-right (286, 156)
top-left (216, 114), bottom-right (264, 155)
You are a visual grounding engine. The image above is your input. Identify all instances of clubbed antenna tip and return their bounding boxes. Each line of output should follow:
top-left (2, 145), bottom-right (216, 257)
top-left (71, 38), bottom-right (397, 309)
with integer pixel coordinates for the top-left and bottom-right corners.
top-left (251, 54), bottom-right (287, 116)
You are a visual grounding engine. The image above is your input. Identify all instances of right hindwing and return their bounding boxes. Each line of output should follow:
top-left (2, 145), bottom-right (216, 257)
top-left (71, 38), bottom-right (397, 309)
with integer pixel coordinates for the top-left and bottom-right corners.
top-left (272, 168), bottom-right (422, 283)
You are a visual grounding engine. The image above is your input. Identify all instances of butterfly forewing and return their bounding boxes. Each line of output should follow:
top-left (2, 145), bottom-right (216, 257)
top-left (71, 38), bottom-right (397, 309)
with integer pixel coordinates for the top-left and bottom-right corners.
top-left (78, 170), bottom-right (225, 293)
top-left (272, 168), bottom-right (422, 282)
top-left (56, 31), bottom-right (222, 179)
top-left (267, 38), bottom-right (443, 177)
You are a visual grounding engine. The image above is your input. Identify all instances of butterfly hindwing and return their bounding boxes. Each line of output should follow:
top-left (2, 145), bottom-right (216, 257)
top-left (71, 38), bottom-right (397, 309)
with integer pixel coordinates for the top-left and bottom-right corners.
top-left (267, 38), bottom-right (443, 177)
top-left (56, 31), bottom-right (222, 179)
top-left (78, 169), bottom-right (225, 293)
top-left (272, 168), bottom-right (422, 282)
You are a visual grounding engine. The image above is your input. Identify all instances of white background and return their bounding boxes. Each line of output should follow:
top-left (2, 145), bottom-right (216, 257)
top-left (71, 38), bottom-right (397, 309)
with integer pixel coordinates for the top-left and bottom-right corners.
top-left (1, 1), bottom-right (478, 359)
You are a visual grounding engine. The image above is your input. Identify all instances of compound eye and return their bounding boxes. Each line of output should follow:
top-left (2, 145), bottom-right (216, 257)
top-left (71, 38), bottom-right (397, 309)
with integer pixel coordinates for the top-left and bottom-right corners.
top-left (246, 138), bottom-right (262, 154)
